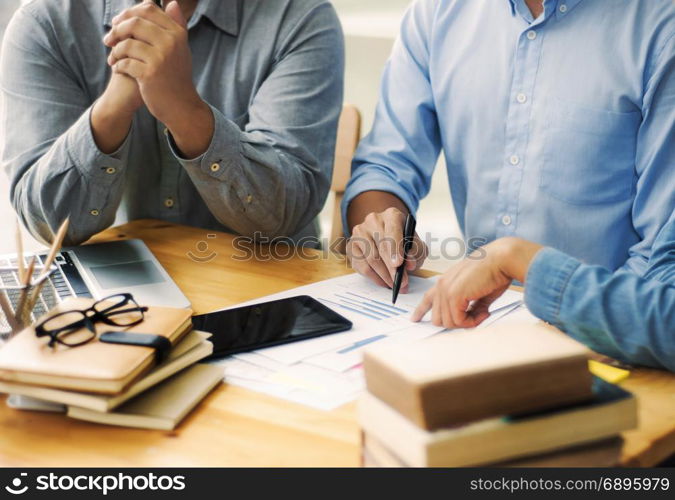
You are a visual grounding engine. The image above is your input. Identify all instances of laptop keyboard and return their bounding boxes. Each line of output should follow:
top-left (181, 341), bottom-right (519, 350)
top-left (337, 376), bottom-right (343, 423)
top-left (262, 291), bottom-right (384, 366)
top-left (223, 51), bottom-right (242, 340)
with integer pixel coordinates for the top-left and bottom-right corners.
top-left (0, 253), bottom-right (79, 333)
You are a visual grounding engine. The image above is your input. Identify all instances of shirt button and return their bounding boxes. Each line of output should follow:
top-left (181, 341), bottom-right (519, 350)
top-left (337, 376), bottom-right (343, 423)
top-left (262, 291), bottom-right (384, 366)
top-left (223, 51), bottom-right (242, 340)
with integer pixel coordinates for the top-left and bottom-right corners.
top-left (509, 155), bottom-right (520, 166)
top-left (527, 30), bottom-right (537, 40)
top-left (105, 167), bottom-right (116, 175)
top-left (164, 198), bottom-right (174, 208)
top-left (210, 163), bottom-right (221, 172)
top-left (90, 209), bottom-right (100, 217)
top-left (559, 4), bottom-right (567, 13)
top-left (516, 93), bottom-right (527, 104)
top-left (501, 215), bottom-right (512, 226)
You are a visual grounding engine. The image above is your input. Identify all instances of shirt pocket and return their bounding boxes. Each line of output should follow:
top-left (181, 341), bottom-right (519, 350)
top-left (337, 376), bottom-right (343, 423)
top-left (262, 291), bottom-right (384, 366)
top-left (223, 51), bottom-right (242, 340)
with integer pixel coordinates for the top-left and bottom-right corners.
top-left (539, 99), bottom-right (640, 205)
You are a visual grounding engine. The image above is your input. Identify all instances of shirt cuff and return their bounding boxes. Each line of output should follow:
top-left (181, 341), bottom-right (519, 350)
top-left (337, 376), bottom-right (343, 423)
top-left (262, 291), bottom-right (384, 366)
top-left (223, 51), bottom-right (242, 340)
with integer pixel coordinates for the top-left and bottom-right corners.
top-left (66, 106), bottom-right (131, 180)
top-left (341, 167), bottom-right (419, 237)
top-left (166, 104), bottom-right (241, 179)
top-left (524, 247), bottom-right (582, 327)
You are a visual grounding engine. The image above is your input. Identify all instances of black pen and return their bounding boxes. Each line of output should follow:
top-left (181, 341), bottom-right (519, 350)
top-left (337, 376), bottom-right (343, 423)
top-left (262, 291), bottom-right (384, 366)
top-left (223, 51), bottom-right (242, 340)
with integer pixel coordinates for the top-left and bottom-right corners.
top-left (392, 213), bottom-right (417, 304)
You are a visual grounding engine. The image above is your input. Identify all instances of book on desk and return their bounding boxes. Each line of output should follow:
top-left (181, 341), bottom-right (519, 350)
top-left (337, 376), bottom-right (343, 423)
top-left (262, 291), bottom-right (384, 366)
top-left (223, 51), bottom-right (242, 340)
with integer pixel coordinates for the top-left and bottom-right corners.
top-left (359, 323), bottom-right (637, 467)
top-left (0, 297), bottom-right (193, 393)
top-left (0, 298), bottom-right (220, 430)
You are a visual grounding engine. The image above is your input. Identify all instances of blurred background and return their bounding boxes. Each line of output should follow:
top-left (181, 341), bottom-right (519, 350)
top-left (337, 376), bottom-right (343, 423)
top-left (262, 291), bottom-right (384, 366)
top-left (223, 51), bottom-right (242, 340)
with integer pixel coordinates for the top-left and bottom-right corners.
top-left (0, 0), bottom-right (460, 271)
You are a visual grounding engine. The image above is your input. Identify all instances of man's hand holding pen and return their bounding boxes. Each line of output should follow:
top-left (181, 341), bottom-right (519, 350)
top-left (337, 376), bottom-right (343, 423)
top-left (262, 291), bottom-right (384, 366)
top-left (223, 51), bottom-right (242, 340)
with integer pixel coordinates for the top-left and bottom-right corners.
top-left (347, 207), bottom-right (428, 294)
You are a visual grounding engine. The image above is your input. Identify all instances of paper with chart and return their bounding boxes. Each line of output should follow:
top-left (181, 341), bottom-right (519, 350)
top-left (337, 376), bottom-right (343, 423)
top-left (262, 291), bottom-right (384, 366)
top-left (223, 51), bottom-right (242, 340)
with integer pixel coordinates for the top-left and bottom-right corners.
top-left (211, 273), bottom-right (531, 410)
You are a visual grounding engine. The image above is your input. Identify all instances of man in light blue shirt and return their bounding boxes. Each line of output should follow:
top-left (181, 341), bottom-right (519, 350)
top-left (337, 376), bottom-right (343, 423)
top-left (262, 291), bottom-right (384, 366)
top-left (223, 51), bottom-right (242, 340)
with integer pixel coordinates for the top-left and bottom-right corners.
top-left (343, 0), bottom-right (675, 292)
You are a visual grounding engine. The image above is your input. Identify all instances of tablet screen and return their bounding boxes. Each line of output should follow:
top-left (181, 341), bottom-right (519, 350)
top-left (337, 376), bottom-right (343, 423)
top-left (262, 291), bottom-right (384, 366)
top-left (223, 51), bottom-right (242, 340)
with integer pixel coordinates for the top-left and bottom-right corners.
top-left (192, 295), bottom-right (353, 358)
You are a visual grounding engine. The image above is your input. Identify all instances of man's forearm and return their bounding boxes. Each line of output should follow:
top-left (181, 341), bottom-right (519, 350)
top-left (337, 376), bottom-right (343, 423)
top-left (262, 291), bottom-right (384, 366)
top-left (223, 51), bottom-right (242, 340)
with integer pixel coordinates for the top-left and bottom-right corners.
top-left (91, 95), bottom-right (134, 155)
top-left (346, 190), bottom-right (410, 234)
top-left (166, 97), bottom-right (215, 160)
top-left (9, 107), bottom-right (130, 246)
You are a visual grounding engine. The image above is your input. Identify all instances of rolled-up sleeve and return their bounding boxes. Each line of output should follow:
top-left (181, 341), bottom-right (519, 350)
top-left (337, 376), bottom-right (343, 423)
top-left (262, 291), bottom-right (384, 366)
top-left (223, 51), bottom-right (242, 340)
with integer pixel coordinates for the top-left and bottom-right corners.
top-left (524, 248), bottom-right (581, 325)
top-left (525, 246), bottom-right (675, 372)
top-left (342, 0), bottom-right (441, 235)
top-left (0, 7), bottom-right (131, 245)
top-left (168, 3), bottom-right (344, 239)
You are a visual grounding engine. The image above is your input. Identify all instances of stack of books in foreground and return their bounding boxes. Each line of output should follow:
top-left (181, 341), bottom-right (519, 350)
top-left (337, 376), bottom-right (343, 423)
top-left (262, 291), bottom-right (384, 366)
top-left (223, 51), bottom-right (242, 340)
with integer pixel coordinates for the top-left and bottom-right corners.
top-left (359, 323), bottom-right (637, 467)
top-left (0, 298), bottom-right (221, 430)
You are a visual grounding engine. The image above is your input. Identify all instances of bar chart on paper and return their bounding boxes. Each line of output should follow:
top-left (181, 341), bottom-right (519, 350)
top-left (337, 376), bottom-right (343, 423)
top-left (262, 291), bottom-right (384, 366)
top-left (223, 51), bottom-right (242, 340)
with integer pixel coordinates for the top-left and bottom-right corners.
top-left (319, 291), bottom-right (409, 321)
top-left (320, 273), bottom-right (432, 318)
top-left (214, 273), bottom-right (528, 410)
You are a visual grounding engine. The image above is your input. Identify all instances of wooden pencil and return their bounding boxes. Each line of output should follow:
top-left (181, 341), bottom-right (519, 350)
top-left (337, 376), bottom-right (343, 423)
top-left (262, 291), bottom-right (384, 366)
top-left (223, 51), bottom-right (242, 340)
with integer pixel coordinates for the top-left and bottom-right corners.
top-left (15, 256), bottom-right (36, 326)
top-left (39, 218), bottom-right (69, 280)
top-left (0, 288), bottom-right (19, 332)
top-left (15, 221), bottom-right (25, 284)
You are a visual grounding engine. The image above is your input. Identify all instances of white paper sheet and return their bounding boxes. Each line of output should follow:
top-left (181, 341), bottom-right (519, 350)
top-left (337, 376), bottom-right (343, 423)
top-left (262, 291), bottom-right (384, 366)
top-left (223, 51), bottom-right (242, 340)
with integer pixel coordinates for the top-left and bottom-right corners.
top-left (214, 274), bottom-right (531, 411)
top-left (214, 356), bottom-right (364, 411)
top-left (303, 288), bottom-right (525, 373)
top-left (248, 273), bottom-right (444, 364)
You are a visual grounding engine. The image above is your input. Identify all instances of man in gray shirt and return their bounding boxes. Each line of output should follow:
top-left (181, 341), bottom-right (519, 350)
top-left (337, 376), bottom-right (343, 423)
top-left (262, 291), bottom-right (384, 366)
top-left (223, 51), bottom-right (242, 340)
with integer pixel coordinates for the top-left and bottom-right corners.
top-left (0, 0), bottom-right (344, 245)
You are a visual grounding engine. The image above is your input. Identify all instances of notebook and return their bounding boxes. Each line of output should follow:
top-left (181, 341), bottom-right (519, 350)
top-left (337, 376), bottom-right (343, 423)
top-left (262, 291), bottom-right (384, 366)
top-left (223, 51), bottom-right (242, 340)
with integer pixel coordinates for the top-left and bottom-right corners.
top-left (0, 331), bottom-right (212, 412)
top-left (0, 297), bottom-right (192, 394)
top-left (67, 363), bottom-right (223, 430)
top-left (358, 378), bottom-right (636, 467)
top-left (362, 433), bottom-right (624, 468)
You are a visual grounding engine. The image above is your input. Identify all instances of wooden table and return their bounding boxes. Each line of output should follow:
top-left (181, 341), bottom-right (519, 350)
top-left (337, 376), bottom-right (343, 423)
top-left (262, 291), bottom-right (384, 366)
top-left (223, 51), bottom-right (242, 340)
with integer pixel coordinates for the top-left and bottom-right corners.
top-left (1, 219), bottom-right (674, 467)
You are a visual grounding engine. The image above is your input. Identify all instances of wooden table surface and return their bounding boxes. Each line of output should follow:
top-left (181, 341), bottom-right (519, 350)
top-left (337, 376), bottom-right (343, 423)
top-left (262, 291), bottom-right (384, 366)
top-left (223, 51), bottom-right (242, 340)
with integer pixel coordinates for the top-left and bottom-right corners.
top-left (1, 219), bottom-right (674, 467)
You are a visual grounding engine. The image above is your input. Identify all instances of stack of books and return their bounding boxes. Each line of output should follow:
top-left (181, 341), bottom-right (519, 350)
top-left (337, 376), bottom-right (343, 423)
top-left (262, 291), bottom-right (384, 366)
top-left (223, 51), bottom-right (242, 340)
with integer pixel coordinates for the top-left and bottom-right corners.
top-left (0, 298), bottom-right (221, 430)
top-left (359, 323), bottom-right (637, 467)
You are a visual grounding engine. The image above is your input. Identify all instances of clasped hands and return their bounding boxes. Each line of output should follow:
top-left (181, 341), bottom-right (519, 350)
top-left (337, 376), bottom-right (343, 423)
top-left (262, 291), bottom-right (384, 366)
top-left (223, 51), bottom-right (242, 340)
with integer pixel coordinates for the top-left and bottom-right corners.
top-left (98, 0), bottom-right (213, 159)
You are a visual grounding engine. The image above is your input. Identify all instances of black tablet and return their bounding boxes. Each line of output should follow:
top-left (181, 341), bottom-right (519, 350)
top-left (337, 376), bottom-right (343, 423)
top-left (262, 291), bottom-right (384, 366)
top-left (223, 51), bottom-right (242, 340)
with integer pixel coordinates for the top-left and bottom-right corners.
top-left (193, 295), bottom-right (353, 359)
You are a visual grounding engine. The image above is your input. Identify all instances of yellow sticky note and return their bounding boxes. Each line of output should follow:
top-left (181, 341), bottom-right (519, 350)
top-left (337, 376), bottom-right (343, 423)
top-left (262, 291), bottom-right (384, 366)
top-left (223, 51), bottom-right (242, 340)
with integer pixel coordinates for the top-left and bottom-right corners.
top-left (588, 360), bottom-right (630, 384)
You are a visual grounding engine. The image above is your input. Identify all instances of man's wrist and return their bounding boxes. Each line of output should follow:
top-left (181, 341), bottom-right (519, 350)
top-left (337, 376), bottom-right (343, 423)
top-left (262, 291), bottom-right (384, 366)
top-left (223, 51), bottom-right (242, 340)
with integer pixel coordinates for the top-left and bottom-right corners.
top-left (165, 96), bottom-right (215, 160)
top-left (91, 96), bottom-right (135, 154)
top-left (93, 98), bottom-right (134, 127)
top-left (497, 237), bottom-right (543, 283)
top-left (346, 191), bottom-right (409, 233)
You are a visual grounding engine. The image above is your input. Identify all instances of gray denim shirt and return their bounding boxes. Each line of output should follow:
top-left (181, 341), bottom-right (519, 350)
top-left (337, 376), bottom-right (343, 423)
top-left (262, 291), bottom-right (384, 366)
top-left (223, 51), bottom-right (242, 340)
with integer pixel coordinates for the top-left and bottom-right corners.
top-left (0, 0), bottom-right (344, 246)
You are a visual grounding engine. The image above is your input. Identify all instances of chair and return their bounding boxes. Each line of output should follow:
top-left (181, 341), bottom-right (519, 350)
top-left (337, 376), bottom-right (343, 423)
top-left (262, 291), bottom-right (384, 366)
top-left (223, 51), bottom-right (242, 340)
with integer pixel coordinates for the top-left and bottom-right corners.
top-left (329, 104), bottom-right (362, 254)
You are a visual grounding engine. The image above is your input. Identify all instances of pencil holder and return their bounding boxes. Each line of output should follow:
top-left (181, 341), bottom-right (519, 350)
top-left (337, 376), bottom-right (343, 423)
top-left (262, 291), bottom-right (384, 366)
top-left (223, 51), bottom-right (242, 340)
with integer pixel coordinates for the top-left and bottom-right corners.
top-left (0, 266), bottom-right (56, 343)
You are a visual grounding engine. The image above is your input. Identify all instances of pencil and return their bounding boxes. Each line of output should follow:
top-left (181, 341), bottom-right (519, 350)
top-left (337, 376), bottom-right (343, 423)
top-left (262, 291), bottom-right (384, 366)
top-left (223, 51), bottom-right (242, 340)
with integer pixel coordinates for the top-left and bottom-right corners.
top-left (39, 218), bottom-right (69, 280)
top-left (0, 288), bottom-right (19, 332)
top-left (15, 255), bottom-right (36, 326)
top-left (15, 221), bottom-right (24, 283)
top-left (25, 278), bottom-right (48, 323)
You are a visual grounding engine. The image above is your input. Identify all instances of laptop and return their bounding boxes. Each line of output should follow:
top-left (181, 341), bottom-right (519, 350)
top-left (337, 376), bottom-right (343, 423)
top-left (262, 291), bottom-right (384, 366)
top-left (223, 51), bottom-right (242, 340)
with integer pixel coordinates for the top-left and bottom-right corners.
top-left (0, 239), bottom-right (191, 331)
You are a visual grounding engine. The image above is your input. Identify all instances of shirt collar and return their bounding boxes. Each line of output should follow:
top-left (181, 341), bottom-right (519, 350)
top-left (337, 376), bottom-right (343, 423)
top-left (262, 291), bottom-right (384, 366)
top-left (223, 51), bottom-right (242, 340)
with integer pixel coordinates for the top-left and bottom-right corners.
top-left (507, 0), bottom-right (584, 22)
top-left (191, 0), bottom-right (241, 36)
top-left (556, 0), bottom-right (584, 17)
top-left (103, 0), bottom-right (241, 36)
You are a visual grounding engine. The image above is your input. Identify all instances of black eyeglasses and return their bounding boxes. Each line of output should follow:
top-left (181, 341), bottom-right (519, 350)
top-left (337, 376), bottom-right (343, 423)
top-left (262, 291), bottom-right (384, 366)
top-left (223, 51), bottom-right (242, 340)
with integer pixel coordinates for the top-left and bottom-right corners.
top-left (35, 293), bottom-right (148, 348)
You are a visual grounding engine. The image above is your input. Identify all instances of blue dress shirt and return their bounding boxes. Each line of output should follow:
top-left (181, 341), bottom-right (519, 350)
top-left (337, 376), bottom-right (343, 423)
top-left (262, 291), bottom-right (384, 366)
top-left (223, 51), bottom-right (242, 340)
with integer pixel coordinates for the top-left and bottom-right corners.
top-left (343, 0), bottom-right (675, 273)
top-left (526, 213), bottom-right (675, 372)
